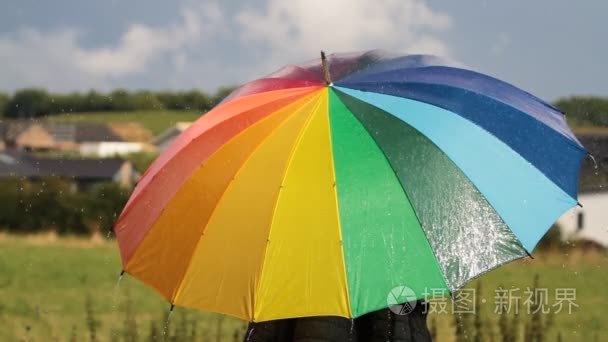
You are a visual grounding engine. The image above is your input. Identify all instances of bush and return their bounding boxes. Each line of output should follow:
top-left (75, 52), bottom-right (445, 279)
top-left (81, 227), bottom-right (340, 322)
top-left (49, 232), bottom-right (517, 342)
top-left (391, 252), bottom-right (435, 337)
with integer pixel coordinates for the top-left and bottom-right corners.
top-left (0, 92), bottom-right (9, 117)
top-left (5, 88), bottom-right (51, 118)
top-left (157, 90), bottom-right (213, 112)
top-left (555, 96), bottom-right (608, 127)
top-left (0, 88), bottom-right (237, 118)
top-left (0, 87), bottom-right (240, 118)
top-left (85, 183), bottom-right (130, 234)
top-left (0, 178), bottom-right (129, 235)
top-left (535, 224), bottom-right (569, 251)
top-left (212, 86), bottom-right (237, 106)
top-left (124, 151), bottom-right (158, 173)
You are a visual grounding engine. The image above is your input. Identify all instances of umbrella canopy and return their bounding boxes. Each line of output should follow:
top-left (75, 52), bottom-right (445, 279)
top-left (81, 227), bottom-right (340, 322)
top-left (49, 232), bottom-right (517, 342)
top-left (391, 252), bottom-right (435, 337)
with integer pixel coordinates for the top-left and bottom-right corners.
top-left (115, 50), bottom-right (587, 322)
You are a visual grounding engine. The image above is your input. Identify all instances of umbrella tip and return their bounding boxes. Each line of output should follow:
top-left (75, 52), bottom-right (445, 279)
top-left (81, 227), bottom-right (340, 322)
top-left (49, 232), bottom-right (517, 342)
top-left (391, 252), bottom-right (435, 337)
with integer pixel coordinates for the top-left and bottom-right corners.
top-left (320, 50), bottom-right (332, 85)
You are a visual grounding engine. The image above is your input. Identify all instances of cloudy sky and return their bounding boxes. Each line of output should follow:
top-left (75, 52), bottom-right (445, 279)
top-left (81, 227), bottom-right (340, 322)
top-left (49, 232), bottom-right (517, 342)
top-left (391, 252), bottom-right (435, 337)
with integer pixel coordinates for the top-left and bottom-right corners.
top-left (0, 0), bottom-right (605, 101)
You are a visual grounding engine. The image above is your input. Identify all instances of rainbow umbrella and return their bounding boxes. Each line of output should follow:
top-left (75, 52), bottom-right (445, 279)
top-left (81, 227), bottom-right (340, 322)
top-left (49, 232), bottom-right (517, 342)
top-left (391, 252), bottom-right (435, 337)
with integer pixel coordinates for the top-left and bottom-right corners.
top-left (115, 50), bottom-right (587, 321)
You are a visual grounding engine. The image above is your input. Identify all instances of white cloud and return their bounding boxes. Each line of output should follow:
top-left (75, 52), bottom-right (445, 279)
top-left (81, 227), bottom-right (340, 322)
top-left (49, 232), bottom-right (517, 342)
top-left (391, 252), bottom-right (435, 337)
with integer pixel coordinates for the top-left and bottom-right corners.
top-left (236, 0), bottom-right (452, 73)
top-left (0, 2), bottom-right (223, 91)
top-left (77, 2), bottom-right (224, 77)
top-left (0, 29), bottom-right (107, 91)
top-left (0, 0), bottom-right (453, 92)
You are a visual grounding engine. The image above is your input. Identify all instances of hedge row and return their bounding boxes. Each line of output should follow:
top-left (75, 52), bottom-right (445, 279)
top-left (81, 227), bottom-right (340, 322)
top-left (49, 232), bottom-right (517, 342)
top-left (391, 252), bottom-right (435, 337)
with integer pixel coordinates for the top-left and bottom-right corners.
top-left (0, 178), bottom-right (129, 235)
top-left (0, 87), bottom-right (236, 118)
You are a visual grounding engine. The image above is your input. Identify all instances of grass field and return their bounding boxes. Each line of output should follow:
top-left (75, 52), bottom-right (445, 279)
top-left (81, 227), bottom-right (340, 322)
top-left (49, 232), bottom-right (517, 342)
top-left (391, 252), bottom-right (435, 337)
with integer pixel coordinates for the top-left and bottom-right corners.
top-left (0, 234), bottom-right (606, 341)
top-left (47, 111), bottom-right (203, 135)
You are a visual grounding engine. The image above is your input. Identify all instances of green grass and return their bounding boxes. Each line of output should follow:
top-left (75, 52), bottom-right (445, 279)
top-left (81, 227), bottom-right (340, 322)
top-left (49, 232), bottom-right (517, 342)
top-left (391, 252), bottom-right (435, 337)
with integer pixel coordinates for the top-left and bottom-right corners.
top-left (47, 110), bottom-right (202, 135)
top-left (0, 236), bottom-right (606, 341)
top-left (0, 236), bottom-right (245, 341)
top-left (430, 251), bottom-right (608, 341)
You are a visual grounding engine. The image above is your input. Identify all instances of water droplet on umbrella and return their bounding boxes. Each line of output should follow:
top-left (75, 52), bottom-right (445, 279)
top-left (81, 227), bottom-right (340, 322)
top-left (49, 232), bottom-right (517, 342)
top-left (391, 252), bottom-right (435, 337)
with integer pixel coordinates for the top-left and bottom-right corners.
top-left (163, 309), bottom-right (174, 336)
top-left (589, 154), bottom-right (598, 169)
top-left (245, 326), bottom-right (255, 341)
top-left (112, 271), bottom-right (125, 310)
top-left (116, 272), bottom-right (124, 288)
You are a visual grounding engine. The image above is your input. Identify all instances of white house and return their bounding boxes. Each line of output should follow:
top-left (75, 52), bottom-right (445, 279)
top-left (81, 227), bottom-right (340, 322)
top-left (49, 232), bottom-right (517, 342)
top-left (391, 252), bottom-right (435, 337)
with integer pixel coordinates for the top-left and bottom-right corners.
top-left (75, 123), bottom-right (152, 157)
top-left (79, 141), bottom-right (147, 157)
top-left (557, 189), bottom-right (608, 247)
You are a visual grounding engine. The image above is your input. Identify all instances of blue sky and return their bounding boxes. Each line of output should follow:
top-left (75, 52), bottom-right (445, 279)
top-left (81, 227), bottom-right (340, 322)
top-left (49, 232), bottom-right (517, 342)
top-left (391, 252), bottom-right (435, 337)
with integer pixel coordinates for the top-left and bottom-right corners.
top-left (0, 0), bottom-right (605, 101)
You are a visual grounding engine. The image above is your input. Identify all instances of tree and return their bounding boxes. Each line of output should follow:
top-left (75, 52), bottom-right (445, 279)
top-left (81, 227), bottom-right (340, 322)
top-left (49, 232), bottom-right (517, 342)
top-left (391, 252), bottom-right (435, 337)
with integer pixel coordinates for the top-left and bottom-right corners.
top-left (110, 89), bottom-right (137, 111)
top-left (5, 88), bottom-right (51, 118)
top-left (84, 90), bottom-right (113, 112)
top-left (555, 96), bottom-right (608, 127)
top-left (212, 86), bottom-right (238, 106)
top-left (0, 92), bottom-right (9, 117)
top-left (181, 90), bottom-right (212, 112)
top-left (132, 91), bottom-right (163, 110)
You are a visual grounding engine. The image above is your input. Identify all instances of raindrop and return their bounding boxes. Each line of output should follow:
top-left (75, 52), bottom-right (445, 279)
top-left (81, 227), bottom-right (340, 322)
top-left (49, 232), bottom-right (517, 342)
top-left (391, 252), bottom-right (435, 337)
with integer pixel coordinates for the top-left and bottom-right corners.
top-left (116, 270), bottom-right (125, 288)
top-left (245, 326), bottom-right (255, 341)
top-left (112, 270), bottom-right (125, 309)
top-left (589, 154), bottom-right (598, 170)
top-left (163, 308), bottom-right (174, 336)
top-left (589, 155), bottom-right (600, 178)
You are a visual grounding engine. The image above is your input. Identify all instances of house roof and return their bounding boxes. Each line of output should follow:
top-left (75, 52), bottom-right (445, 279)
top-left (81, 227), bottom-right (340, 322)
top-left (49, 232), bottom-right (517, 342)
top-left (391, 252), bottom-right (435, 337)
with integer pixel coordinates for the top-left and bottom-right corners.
top-left (0, 151), bottom-right (40, 177)
top-left (109, 123), bottom-right (153, 142)
top-left (0, 150), bottom-right (128, 180)
top-left (48, 122), bottom-right (123, 142)
top-left (0, 120), bottom-right (33, 140)
top-left (0, 120), bottom-right (124, 143)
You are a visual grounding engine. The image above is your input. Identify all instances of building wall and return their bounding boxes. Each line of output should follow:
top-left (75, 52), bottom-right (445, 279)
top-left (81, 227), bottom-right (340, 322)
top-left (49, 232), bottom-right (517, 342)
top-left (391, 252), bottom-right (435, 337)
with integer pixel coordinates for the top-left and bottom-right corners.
top-left (114, 161), bottom-right (136, 188)
top-left (557, 192), bottom-right (608, 247)
top-left (80, 142), bottom-right (144, 157)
